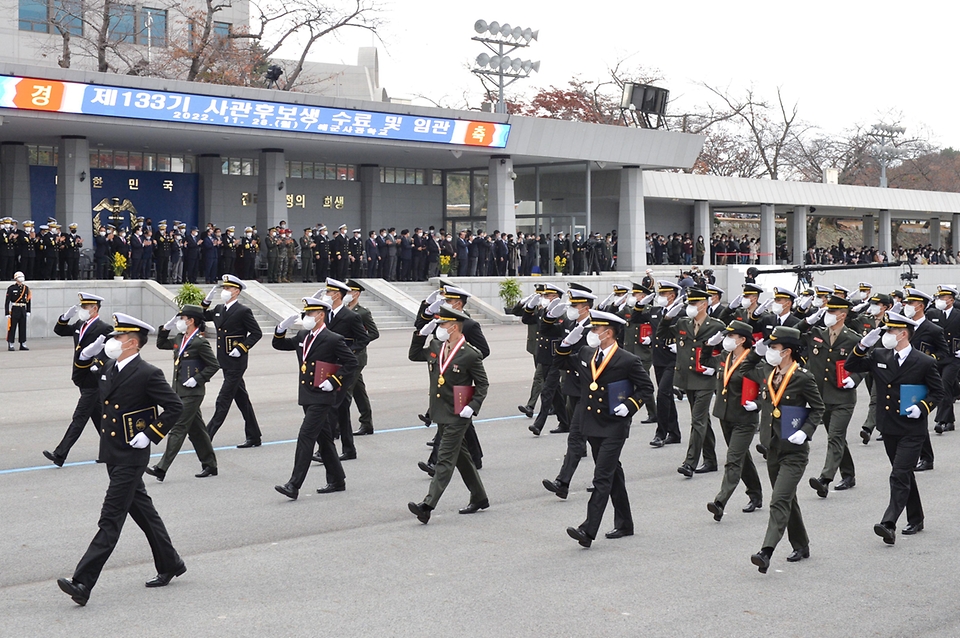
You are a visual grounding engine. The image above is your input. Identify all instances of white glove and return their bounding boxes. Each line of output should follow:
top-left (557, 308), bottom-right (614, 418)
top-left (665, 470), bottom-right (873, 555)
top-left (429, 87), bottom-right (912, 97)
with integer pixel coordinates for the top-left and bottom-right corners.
top-left (62, 304), bottom-right (79, 320)
top-left (890, 301), bottom-right (903, 315)
top-left (860, 326), bottom-right (883, 349)
top-left (613, 403), bottom-right (629, 417)
top-left (546, 298), bottom-right (566, 319)
top-left (842, 376), bottom-right (856, 389)
top-left (701, 366), bottom-right (716, 376)
top-left (955, 349), bottom-right (960, 359)
top-left (426, 298), bottom-right (443, 315)
top-left (27, 312), bottom-right (30, 317)
top-left (754, 340), bottom-right (768, 356)
top-left (562, 323), bottom-right (585, 347)
top-left (787, 430), bottom-right (808, 445)
top-left (641, 336), bottom-right (651, 346)
top-left (806, 307), bottom-right (827, 325)
top-left (905, 404), bottom-right (921, 419)
top-left (706, 331), bottom-right (724, 347)
top-left (319, 379), bottom-right (334, 392)
top-left (519, 293), bottom-right (535, 307)
top-left (743, 400), bottom-right (758, 412)
top-left (668, 343), bottom-right (677, 354)
top-left (204, 286), bottom-right (218, 303)
top-left (229, 347), bottom-right (242, 358)
top-left (852, 301), bottom-right (869, 313)
top-left (419, 318), bottom-right (439, 337)
top-left (459, 405), bottom-right (475, 419)
top-left (625, 295), bottom-right (638, 308)
top-left (129, 432), bottom-right (151, 448)
top-left (639, 293), bottom-right (655, 306)
top-left (798, 295), bottom-right (813, 310)
top-left (79, 334), bottom-right (107, 361)
top-left (665, 300), bottom-right (684, 319)
top-left (525, 294), bottom-right (541, 310)
top-left (278, 314), bottom-right (299, 332)
top-left (598, 292), bottom-right (616, 310)
top-left (425, 289), bottom-right (441, 306)
top-left (729, 294), bottom-right (743, 310)
top-left (754, 298), bottom-right (774, 316)
top-left (163, 315), bottom-right (179, 332)
top-left (183, 377), bottom-right (198, 388)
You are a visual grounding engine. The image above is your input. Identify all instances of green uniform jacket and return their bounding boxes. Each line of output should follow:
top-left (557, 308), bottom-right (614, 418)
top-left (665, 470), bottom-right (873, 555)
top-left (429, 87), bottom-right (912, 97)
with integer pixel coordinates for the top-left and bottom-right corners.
top-left (408, 331), bottom-right (488, 426)
top-left (744, 352), bottom-right (824, 449)
top-left (156, 328), bottom-right (221, 397)
top-left (711, 349), bottom-right (760, 424)
top-left (657, 314), bottom-right (726, 391)
top-left (847, 310), bottom-right (879, 335)
top-left (797, 322), bottom-right (863, 404)
top-left (353, 303), bottom-right (379, 366)
top-left (508, 302), bottom-right (538, 356)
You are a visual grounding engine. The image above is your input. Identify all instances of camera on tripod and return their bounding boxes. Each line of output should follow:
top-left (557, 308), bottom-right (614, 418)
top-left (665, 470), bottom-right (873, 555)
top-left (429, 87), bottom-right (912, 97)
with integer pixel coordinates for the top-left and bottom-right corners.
top-left (900, 271), bottom-right (918, 282)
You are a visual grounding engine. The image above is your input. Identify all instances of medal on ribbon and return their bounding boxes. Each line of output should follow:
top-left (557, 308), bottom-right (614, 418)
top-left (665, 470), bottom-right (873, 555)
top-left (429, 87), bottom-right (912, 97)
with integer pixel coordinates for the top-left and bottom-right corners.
top-left (437, 335), bottom-right (466, 388)
top-left (589, 343), bottom-right (618, 392)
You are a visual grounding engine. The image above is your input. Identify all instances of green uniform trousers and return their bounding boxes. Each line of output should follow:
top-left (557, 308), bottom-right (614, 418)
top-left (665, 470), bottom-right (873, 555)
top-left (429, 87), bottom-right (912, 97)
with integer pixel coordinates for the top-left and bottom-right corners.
top-left (714, 419), bottom-right (763, 507)
top-left (525, 361), bottom-right (546, 411)
top-left (424, 420), bottom-right (486, 509)
top-left (819, 402), bottom-right (856, 482)
top-left (158, 394), bottom-right (217, 472)
top-left (683, 389), bottom-right (717, 467)
top-left (762, 438), bottom-right (809, 552)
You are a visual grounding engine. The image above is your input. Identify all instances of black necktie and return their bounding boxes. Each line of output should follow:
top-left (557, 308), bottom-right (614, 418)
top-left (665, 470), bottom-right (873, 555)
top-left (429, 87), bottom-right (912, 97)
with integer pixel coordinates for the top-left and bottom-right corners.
top-left (110, 364), bottom-right (119, 381)
top-left (595, 349), bottom-right (604, 365)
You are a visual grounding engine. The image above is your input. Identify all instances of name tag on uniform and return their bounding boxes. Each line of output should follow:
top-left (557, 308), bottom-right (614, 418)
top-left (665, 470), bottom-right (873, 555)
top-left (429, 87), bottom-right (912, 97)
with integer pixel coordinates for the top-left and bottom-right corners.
top-left (581, 360), bottom-right (588, 367)
top-left (101, 374), bottom-right (107, 380)
top-left (877, 363), bottom-right (887, 369)
top-left (215, 313), bottom-right (221, 318)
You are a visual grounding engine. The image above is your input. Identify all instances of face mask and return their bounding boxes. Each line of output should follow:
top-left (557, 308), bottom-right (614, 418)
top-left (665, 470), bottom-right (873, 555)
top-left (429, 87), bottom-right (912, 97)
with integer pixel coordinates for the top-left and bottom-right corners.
top-left (903, 305), bottom-right (916, 318)
top-left (655, 295), bottom-right (669, 307)
top-left (301, 315), bottom-right (317, 331)
top-left (823, 312), bottom-right (838, 327)
top-left (343, 293), bottom-right (354, 306)
top-left (104, 337), bottom-right (124, 360)
top-left (321, 294), bottom-right (333, 305)
top-left (539, 297), bottom-right (550, 308)
top-left (246, 233), bottom-right (253, 239)
top-left (175, 319), bottom-right (188, 333)
top-left (867, 304), bottom-right (882, 316)
top-left (764, 348), bottom-right (783, 366)
top-left (882, 332), bottom-right (899, 350)
top-left (15, 276), bottom-right (24, 284)
top-left (722, 336), bottom-right (739, 352)
top-left (99, 231), bottom-right (106, 237)
top-left (435, 326), bottom-right (450, 342)
top-left (77, 308), bottom-right (91, 322)
top-left (565, 306), bottom-right (580, 321)
top-left (812, 297), bottom-right (824, 308)
top-left (771, 302), bottom-right (784, 315)
top-left (936, 299), bottom-right (948, 311)
top-left (220, 290), bottom-right (233, 304)
top-left (586, 331), bottom-right (602, 348)
top-left (685, 304), bottom-right (699, 319)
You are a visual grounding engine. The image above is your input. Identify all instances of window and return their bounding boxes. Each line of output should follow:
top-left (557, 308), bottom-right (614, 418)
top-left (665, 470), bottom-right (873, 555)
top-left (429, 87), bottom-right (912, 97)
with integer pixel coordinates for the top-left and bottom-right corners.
top-left (379, 166), bottom-right (431, 185)
top-left (213, 21), bottom-right (231, 37)
top-left (19, 0), bottom-right (82, 35)
top-left (140, 8), bottom-right (166, 47)
top-left (109, 3), bottom-right (136, 43)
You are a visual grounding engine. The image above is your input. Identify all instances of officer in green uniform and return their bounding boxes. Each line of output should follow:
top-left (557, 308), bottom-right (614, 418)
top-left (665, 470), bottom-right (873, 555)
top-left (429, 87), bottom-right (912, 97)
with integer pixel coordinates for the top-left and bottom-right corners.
top-left (657, 288), bottom-right (726, 477)
top-left (620, 282), bottom-right (657, 423)
top-left (746, 326), bottom-right (824, 573)
top-left (854, 293), bottom-right (893, 443)
top-left (799, 296), bottom-right (863, 497)
top-left (513, 283), bottom-right (545, 418)
top-left (346, 280), bottom-right (380, 435)
top-left (704, 320), bottom-right (764, 520)
top-left (720, 282), bottom-right (764, 326)
top-left (265, 228), bottom-right (280, 283)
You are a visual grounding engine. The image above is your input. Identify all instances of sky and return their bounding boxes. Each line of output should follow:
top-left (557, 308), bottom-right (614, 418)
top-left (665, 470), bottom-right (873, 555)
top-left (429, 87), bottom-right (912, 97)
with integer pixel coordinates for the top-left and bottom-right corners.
top-left (301, 0), bottom-right (960, 150)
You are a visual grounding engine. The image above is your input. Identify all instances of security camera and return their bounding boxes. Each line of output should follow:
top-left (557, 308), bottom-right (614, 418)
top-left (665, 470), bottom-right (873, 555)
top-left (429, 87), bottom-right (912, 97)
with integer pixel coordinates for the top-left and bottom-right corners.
top-left (509, 171), bottom-right (518, 181)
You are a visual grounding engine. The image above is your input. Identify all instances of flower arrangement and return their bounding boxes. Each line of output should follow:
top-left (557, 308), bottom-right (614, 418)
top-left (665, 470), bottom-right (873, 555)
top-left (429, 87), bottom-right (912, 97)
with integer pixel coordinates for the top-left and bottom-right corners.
top-left (554, 255), bottom-right (567, 273)
top-left (439, 254), bottom-right (452, 275)
top-left (112, 252), bottom-right (127, 277)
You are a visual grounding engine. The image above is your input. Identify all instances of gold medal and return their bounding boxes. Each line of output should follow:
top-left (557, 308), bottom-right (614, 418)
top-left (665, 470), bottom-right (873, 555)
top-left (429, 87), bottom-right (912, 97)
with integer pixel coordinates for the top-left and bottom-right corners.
top-left (722, 388), bottom-right (727, 395)
top-left (301, 363), bottom-right (307, 374)
top-left (437, 375), bottom-right (445, 386)
top-left (589, 382), bottom-right (598, 391)
top-left (773, 407), bottom-right (781, 418)
top-left (175, 357), bottom-right (180, 367)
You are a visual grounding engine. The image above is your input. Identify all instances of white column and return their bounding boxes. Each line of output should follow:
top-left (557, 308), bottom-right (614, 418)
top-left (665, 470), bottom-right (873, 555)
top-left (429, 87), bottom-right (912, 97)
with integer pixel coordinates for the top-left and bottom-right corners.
top-left (486, 155), bottom-right (516, 237)
top-left (791, 206), bottom-right (808, 265)
top-left (862, 214), bottom-right (876, 248)
top-left (618, 166), bottom-right (645, 271)
top-left (878, 209), bottom-right (892, 257)
top-left (953, 213), bottom-right (960, 256)
top-left (693, 200), bottom-right (711, 264)
top-left (257, 149), bottom-right (286, 233)
top-left (0, 142), bottom-right (31, 223)
top-left (930, 216), bottom-right (941, 250)
top-left (760, 203), bottom-right (775, 265)
top-left (56, 136), bottom-right (91, 235)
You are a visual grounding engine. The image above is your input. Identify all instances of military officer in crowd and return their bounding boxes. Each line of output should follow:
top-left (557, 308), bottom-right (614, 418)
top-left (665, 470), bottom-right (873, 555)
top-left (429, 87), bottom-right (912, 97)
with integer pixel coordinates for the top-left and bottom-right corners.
top-left (273, 297), bottom-right (358, 499)
top-left (300, 228), bottom-right (315, 283)
top-left (43, 293), bottom-right (114, 466)
top-left (752, 287), bottom-right (801, 339)
top-left (522, 283), bottom-right (572, 435)
top-left (746, 326), bottom-right (824, 573)
top-left (565, 310), bottom-right (653, 548)
top-left (703, 320), bottom-right (764, 520)
top-left (408, 304), bottom-right (490, 524)
top-left (57, 313), bottom-right (185, 606)
top-left (265, 228), bottom-right (281, 283)
top-left (845, 312), bottom-right (943, 545)
top-left (657, 288), bottom-right (725, 477)
top-left (928, 285), bottom-right (960, 434)
top-left (514, 283), bottom-right (546, 419)
top-left (619, 283), bottom-right (657, 423)
top-left (5, 270), bottom-right (31, 351)
top-left (638, 280), bottom-right (682, 448)
top-left (201, 274), bottom-right (264, 448)
top-left (856, 293), bottom-right (894, 444)
top-left (720, 282), bottom-right (764, 325)
top-left (706, 284), bottom-right (727, 319)
top-left (148, 305), bottom-right (221, 481)
top-left (346, 280), bottom-right (380, 436)
top-left (799, 296), bottom-right (863, 497)
top-left (313, 225), bottom-right (330, 282)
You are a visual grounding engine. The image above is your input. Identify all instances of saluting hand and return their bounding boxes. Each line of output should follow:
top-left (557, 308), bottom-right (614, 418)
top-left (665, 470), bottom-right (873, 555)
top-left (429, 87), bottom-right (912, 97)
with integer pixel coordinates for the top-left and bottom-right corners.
top-left (639, 293), bottom-right (655, 306)
top-left (859, 326), bottom-right (883, 349)
top-left (419, 318), bottom-right (439, 337)
top-left (79, 335), bottom-right (107, 361)
top-left (546, 298), bottom-right (567, 319)
top-left (204, 286), bottom-right (218, 304)
top-left (62, 304), bottom-right (80, 320)
top-left (706, 331), bottom-right (725, 347)
top-left (277, 314), bottom-right (299, 332)
top-left (806, 307), bottom-right (827, 325)
top-left (163, 315), bottom-right (179, 332)
top-left (728, 293), bottom-right (743, 310)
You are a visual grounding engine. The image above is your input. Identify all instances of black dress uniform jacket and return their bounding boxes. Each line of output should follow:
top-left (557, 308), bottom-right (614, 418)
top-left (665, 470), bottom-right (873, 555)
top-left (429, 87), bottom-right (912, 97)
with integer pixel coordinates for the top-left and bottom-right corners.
top-left (326, 305), bottom-right (371, 354)
top-left (54, 316), bottom-right (113, 389)
top-left (576, 345), bottom-right (653, 439)
top-left (273, 326), bottom-right (358, 406)
top-left (201, 300), bottom-right (263, 370)
top-left (911, 318), bottom-right (949, 362)
top-left (926, 307), bottom-right (960, 357)
top-left (637, 305), bottom-right (676, 368)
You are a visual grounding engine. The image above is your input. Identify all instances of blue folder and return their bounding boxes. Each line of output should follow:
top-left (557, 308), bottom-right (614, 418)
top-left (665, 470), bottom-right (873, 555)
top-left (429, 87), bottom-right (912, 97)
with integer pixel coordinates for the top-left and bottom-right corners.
top-left (900, 385), bottom-right (928, 416)
top-left (778, 405), bottom-right (810, 440)
top-left (608, 379), bottom-right (634, 416)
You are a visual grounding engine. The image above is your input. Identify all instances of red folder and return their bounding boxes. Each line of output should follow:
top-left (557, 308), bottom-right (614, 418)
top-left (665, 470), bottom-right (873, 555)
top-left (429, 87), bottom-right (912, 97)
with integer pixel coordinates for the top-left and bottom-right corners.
top-left (639, 324), bottom-right (652, 343)
top-left (694, 347), bottom-right (707, 373)
top-left (741, 378), bottom-right (759, 405)
top-left (313, 361), bottom-right (342, 389)
top-left (836, 360), bottom-right (849, 388)
top-left (454, 385), bottom-right (475, 414)
top-left (752, 332), bottom-right (764, 344)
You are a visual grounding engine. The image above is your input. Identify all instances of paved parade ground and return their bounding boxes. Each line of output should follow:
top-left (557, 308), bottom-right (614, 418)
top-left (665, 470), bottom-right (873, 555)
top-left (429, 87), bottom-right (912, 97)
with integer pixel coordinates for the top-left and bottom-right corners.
top-left (2, 324), bottom-right (960, 637)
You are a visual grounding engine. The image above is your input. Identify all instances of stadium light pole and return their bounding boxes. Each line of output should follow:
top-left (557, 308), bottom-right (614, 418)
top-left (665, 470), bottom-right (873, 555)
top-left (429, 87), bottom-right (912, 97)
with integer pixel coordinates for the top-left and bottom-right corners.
top-left (471, 20), bottom-right (540, 113)
top-left (869, 123), bottom-right (906, 188)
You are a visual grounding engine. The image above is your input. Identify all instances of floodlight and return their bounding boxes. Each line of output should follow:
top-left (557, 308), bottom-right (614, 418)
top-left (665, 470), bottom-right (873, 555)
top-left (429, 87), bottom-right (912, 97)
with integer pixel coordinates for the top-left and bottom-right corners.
top-left (500, 23), bottom-right (512, 37)
top-left (476, 53), bottom-right (490, 67)
top-left (489, 55), bottom-right (501, 69)
top-left (511, 26), bottom-right (522, 40)
top-left (511, 58), bottom-right (523, 72)
top-left (529, 30), bottom-right (539, 41)
top-left (487, 21), bottom-right (500, 35)
top-left (530, 61), bottom-right (540, 73)
top-left (474, 19), bottom-right (488, 34)
top-left (499, 56), bottom-right (511, 71)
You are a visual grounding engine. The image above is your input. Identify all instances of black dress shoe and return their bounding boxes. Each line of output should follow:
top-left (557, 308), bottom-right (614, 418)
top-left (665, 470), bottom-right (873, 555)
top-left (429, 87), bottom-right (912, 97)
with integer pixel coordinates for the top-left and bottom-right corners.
top-left (418, 413), bottom-right (432, 426)
top-left (751, 549), bottom-right (772, 574)
top-left (834, 476), bottom-right (856, 491)
top-left (742, 498), bottom-right (762, 513)
top-left (694, 464), bottom-right (718, 474)
top-left (353, 427), bottom-right (374, 436)
top-left (57, 577), bottom-right (90, 606)
top-left (640, 415), bottom-right (658, 424)
top-left (316, 482), bottom-right (346, 494)
top-left (528, 424), bottom-right (542, 436)
top-left (860, 427), bottom-right (871, 444)
top-left (311, 453), bottom-right (324, 464)
top-left (408, 501), bottom-right (431, 524)
top-left (458, 499), bottom-right (490, 514)
top-left (902, 522), bottom-right (924, 535)
top-left (425, 439), bottom-right (436, 447)
top-left (237, 439), bottom-right (261, 448)
top-left (677, 463), bottom-right (695, 478)
top-left (943, 423), bottom-right (956, 432)
top-left (786, 546), bottom-right (810, 562)
top-left (566, 526), bottom-right (592, 548)
top-left (586, 485), bottom-right (595, 492)
top-left (549, 427), bottom-right (570, 434)
top-left (916, 459), bottom-right (934, 472)
top-left (339, 452), bottom-right (357, 461)
top-left (542, 479), bottom-right (568, 499)
top-left (755, 443), bottom-right (768, 459)
top-left (663, 434), bottom-right (681, 445)
top-left (418, 461), bottom-right (436, 477)
top-left (195, 467), bottom-right (218, 478)
top-left (7, 343), bottom-right (13, 351)
top-left (874, 522), bottom-right (896, 545)
top-left (275, 483), bottom-right (299, 500)
top-left (43, 450), bottom-right (65, 467)
top-left (809, 476), bottom-right (829, 498)
top-left (707, 500), bottom-right (724, 521)
top-left (19, 344), bottom-right (28, 351)
top-left (144, 465), bottom-right (166, 482)
top-left (145, 561), bottom-right (186, 587)
top-left (934, 422), bottom-right (945, 434)
top-left (649, 437), bottom-right (664, 448)
top-left (518, 405), bottom-right (534, 418)
top-left (605, 528), bottom-right (634, 539)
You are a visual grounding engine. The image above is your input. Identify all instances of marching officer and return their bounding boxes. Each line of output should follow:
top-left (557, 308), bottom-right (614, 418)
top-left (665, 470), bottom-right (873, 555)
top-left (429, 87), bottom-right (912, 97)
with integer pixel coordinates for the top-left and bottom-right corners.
top-left (856, 293), bottom-right (894, 443)
top-left (201, 274), bottom-right (263, 447)
top-left (638, 281), bottom-right (682, 447)
top-left (928, 285), bottom-right (960, 434)
top-left (57, 313), bottom-right (185, 606)
top-left (706, 284), bottom-right (727, 319)
top-left (515, 282), bottom-right (546, 419)
top-left (346, 280), bottom-right (380, 436)
top-left (751, 287), bottom-right (801, 339)
top-left (522, 283), bottom-right (571, 435)
top-left (44, 292), bottom-right (113, 466)
top-left (620, 283), bottom-right (657, 423)
top-left (5, 270), bottom-right (30, 350)
top-left (273, 297), bottom-right (358, 499)
top-left (148, 305), bottom-right (221, 481)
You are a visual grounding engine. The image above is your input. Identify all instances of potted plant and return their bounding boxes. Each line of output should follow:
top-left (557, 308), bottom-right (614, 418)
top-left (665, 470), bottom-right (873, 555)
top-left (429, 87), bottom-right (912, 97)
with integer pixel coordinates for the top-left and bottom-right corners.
top-left (498, 277), bottom-right (522, 311)
top-left (112, 253), bottom-right (127, 280)
top-left (439, 254), bottom-right (452, 275)
top-left (173, 282), bottom-right (205, 309)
